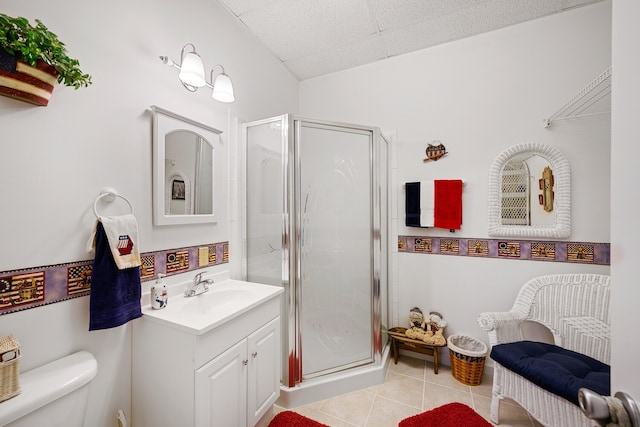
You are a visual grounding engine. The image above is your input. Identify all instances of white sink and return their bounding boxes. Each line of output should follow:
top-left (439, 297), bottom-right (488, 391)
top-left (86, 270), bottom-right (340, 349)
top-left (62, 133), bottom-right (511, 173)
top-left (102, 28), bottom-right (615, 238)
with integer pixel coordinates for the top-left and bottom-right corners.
top-left (141, 279), bottom-right (283, 335)
top-left (183, 288), bottom-right (254, 314)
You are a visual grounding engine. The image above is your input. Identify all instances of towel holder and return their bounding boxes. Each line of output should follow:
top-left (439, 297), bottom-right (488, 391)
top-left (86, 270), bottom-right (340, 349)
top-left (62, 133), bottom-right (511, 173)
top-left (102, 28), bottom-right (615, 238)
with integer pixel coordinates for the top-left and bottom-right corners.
top-left (93, 187), bottom-right (134, 218)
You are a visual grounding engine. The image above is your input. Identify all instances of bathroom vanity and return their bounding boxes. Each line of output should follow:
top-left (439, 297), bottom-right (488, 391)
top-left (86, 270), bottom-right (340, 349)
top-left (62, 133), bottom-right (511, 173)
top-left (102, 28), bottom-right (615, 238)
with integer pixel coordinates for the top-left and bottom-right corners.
top-left (132, 279), bottom-right (283, 427)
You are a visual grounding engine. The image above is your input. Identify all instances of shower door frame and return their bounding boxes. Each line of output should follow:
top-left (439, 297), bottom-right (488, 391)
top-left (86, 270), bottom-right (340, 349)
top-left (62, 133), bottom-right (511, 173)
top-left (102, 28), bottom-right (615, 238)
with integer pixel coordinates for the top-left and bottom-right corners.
top-left (289, 116), bottom-right (386, 386)
top-left (242, 115), bottom-right (387, 388)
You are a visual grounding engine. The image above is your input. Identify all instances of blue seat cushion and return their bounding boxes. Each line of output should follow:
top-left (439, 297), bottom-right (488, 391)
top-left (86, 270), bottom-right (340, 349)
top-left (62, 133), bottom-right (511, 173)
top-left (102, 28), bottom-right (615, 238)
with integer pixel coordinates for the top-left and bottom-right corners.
top-left (490, 340), bottom-right (610, 405)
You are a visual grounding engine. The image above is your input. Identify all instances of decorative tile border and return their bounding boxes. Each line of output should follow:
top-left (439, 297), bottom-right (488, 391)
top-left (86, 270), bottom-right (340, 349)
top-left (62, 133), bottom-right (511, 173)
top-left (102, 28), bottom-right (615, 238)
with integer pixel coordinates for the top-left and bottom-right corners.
top-left (0, 241), bottom-right (229, 316)
top-left (398, 236), bottom-right (610, 265)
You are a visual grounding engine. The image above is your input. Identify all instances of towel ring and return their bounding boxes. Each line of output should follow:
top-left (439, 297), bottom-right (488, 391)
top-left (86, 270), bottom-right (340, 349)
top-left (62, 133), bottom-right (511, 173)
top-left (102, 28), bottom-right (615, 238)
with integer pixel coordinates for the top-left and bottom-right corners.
top-left (93, 188), bottom-right (134, 218)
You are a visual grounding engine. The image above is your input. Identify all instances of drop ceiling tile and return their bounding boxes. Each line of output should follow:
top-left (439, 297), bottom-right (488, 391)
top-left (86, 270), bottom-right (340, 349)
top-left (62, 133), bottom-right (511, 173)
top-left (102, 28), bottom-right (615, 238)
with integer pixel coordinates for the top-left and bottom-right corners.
top-left (370, 0), bottom-right (491, 31)
top-left (239, 0), bottom-right (377, 61)
top-left (471, 0), bottom-right (570, 34)
top-left (381, 0), bottom-right (568, 57)
top-left (285, 34), bottom-right (387, 80)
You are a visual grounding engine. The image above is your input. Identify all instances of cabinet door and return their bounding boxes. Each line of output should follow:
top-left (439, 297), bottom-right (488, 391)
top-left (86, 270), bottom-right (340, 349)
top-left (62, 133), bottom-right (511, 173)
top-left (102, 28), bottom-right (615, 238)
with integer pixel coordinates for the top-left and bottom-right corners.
top-left (247, 317), bottom-right (281, 426)
top-left (195, 339), bottom-right (248, 427)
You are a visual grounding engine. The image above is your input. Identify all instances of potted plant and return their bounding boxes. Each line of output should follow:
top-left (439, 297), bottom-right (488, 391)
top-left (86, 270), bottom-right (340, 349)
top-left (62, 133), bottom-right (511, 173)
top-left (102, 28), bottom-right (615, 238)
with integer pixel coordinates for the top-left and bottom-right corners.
top-left (0, 13), bottom-right (91, 106)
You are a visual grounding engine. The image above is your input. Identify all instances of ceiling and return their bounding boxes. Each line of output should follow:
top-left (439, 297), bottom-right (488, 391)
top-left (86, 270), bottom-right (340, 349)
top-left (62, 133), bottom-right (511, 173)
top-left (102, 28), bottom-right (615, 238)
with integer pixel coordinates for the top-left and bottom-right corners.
top-left (217, 0), bottom-right (601, 80)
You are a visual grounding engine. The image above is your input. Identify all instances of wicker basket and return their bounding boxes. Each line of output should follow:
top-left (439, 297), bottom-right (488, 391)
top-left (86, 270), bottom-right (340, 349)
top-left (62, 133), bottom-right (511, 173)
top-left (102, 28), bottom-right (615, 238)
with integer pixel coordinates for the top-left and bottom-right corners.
top-left (0, 334), bottom-right (21, 402)
top-left (447, 334), bottom-right (487, 386)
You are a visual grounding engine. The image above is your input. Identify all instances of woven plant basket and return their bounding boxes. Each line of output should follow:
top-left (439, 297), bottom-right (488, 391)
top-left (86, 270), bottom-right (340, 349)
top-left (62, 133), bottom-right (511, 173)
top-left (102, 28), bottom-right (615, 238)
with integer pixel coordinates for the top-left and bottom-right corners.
top-left (0, 50), bottom-right (59, 106)
top-left (447, 335), bottom-right (487, 386)
top-left (0, 334), bottom-right (21, 402)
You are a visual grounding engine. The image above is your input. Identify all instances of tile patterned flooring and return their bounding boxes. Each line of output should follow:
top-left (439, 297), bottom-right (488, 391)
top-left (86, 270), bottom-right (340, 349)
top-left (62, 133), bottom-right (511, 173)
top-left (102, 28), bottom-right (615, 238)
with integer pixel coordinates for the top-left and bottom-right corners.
top-left (268, 356), bottom-right (545, 427)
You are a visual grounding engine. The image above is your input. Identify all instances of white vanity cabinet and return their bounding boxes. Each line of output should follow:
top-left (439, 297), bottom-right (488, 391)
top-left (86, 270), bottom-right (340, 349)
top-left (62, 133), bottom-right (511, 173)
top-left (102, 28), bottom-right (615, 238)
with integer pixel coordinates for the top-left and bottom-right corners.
top-left (195, 317), bottom-right (280, 427)
top-left (132, 283), bottom-right (282, 427)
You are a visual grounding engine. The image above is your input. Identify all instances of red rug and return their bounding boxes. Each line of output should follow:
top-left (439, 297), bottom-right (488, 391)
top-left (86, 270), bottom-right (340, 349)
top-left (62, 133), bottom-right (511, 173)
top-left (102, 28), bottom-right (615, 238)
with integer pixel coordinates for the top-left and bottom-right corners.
top-left (399, 402), bottom-right (492, 427)
top-left (268, 410), bottom-right (329, 427)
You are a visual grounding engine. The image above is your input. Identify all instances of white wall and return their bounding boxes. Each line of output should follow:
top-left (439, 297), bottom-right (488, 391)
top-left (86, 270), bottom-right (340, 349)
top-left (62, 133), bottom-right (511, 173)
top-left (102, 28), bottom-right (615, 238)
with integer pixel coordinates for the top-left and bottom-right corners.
top-left (611, 0), bottom-right (640, 402)
top-left (300, 1), bottom-right (612, 361)
top-left (0, 1), bottom-right (298, 425)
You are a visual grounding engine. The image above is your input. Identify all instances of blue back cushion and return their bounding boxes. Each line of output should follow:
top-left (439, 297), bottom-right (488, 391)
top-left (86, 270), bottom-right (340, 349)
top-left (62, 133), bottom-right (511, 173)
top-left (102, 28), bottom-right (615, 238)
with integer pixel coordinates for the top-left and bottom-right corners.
top-left (490, 340), bottom-right (610, 405)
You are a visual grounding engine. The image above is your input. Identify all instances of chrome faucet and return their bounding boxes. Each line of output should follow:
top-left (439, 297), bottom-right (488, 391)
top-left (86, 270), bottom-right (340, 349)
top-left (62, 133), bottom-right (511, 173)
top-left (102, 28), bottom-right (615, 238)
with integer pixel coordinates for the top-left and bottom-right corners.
top-left (184, 272), bottom-right (213, 297)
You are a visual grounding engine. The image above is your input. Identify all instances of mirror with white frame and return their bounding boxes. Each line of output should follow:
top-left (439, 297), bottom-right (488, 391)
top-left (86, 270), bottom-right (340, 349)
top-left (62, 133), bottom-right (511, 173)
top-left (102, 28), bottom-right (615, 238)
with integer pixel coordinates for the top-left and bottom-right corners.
top-left (151, 105), bottom-right (223, 225)
top-left (488, 142), bottom-right (570, 238)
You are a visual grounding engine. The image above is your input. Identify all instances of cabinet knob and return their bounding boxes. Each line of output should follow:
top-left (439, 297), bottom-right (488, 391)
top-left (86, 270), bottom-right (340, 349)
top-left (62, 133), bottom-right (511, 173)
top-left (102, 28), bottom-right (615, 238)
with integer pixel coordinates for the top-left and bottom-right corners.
top-left (252, 352), bottom-right (258, 358)
top-left (243, 359), bottom-right (248, 366)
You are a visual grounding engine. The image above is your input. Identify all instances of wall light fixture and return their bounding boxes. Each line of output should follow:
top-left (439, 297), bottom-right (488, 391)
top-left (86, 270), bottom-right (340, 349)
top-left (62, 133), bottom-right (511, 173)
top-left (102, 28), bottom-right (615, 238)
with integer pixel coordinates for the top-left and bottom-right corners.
top-left (160, 43), bottom-right (235, 103)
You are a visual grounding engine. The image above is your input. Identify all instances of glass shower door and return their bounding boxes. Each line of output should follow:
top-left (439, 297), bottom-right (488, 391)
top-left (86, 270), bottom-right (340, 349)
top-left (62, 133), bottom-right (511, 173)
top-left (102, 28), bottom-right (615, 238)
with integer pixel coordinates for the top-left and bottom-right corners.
top-left (245, 117), bottom-right (286, 287)
top-left (296, 121), bottom-right (373, 378)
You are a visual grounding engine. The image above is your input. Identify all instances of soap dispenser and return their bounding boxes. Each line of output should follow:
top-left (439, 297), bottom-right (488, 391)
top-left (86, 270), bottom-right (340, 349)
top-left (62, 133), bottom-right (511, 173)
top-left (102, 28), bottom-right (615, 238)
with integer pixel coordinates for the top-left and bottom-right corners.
top-left (151, 274), bottom-right (168, 309)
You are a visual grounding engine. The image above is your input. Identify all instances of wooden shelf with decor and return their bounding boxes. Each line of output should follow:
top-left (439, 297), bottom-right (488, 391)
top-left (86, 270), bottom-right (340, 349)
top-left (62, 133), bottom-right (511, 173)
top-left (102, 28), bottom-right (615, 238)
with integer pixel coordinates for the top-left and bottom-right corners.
top-left (388, 327), bottom-right (447, 374)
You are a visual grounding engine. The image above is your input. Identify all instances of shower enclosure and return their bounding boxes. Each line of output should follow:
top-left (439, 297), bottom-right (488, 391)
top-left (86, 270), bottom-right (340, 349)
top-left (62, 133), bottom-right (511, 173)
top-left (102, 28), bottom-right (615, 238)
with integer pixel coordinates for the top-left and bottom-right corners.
top-left (242, 115), bottom-right (389, 397)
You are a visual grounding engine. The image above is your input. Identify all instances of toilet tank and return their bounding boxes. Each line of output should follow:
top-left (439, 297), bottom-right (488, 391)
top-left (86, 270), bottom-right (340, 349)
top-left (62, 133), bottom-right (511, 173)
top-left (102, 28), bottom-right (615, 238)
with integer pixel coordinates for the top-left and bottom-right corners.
top-left (0, 351), bottom-right (97, 426)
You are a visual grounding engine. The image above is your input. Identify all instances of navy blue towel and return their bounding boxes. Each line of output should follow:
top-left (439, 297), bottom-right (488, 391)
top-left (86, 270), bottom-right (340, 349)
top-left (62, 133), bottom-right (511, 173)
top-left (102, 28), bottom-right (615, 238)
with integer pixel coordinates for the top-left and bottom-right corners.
top-left (89, 222), bottom-right (142, 330)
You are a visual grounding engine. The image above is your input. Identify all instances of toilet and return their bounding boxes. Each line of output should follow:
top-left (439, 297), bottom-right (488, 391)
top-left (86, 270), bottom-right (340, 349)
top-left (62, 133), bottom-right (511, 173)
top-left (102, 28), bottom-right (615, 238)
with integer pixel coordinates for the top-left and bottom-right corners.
top-left (0, 351), bottom-right (97, 426)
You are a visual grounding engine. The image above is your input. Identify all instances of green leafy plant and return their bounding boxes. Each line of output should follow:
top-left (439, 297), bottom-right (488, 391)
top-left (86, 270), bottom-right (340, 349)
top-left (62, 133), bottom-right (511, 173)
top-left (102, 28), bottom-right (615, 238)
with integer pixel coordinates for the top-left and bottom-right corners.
top-left (0, 13), bottom-right (91, 89)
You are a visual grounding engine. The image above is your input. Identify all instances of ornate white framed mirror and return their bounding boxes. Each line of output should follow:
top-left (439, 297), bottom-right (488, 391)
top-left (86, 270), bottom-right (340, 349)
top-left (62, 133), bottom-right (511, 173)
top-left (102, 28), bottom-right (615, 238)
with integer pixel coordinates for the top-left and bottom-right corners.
top-left (488, 142), bottom-right (570, 238)
top-left (151, 105), bottom-right (224, 225)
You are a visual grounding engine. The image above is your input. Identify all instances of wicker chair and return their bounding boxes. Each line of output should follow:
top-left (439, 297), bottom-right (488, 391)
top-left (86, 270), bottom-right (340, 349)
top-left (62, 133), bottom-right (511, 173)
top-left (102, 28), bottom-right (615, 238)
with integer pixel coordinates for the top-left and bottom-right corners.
top-left (478, 273), bottom-right (611, 426)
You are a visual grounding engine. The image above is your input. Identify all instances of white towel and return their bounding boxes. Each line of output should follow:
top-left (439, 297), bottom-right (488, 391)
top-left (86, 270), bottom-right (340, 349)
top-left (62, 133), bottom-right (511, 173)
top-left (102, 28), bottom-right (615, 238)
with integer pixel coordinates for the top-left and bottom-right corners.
top-left (88, 214), bottom-right (141, 270)
top-left (420, 180), bottom-right (435, 227)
